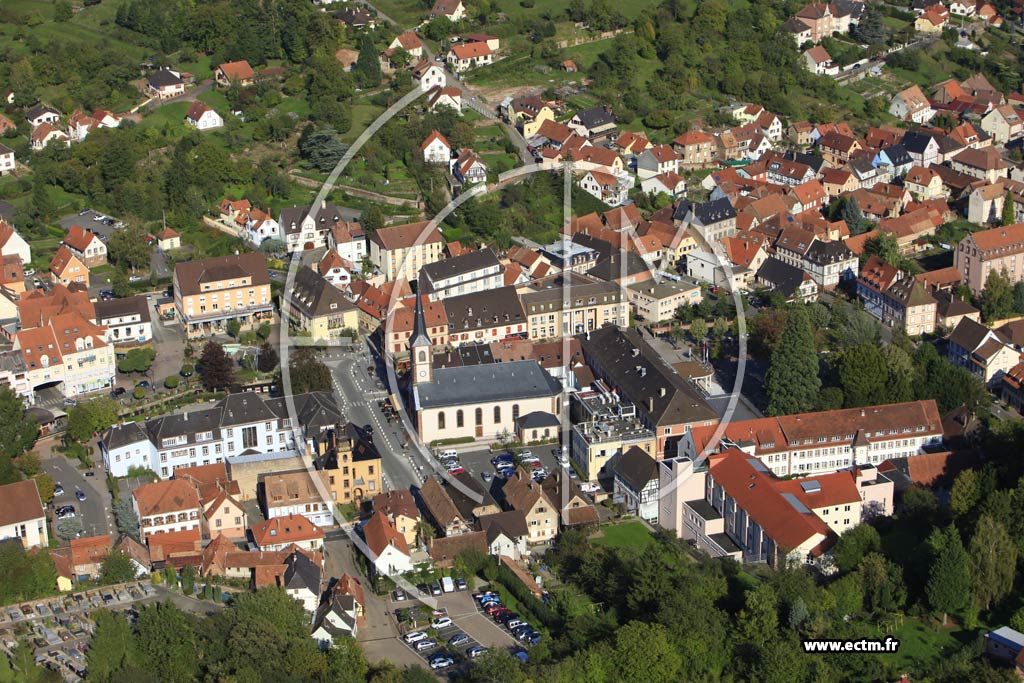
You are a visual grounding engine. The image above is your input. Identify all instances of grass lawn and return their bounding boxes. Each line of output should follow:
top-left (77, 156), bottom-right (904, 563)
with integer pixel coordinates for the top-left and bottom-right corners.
top-left (137, 102), bottom-right (191, 133)
top-left (199, 90), bottom-right (232, 113)
top-left (592, 521), bottom-right (655, 551)
top-left (341, 103), bottom-right (386, 143)
top-left (887, 617), bottom-right (983, 671)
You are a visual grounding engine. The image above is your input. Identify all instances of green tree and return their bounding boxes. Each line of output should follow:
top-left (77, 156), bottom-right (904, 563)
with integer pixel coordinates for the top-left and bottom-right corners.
top-left (134, 603), bottom-right (199, 682)
top-left (689, 316), bottom-right (707, 342)
top-left (363, 204), bottom-right (385, 232)
top-left (116, 347), bottom-right (155, 374)
top-left (298, 127), bottom-right (348, 172)
top-left (949, 469), bottom-right (980, 518)
top-left (99, 550), bottom-right (138, 585)
top-left (612, 621), bottom-right (683, 683)
top-left (836, 343), bottom-right (888, 407)
top-left (66, 398), bottom-right (120, 444)
top-left (765, 307), bottom-right (820, 415)
top-left (1013, 281), bottom-right (1024, 315)
top-left (284, 347), bottom-right (331, 393)
top-left (107, 224), bottom-right (152, 272)
top-left (737, 583), bottom-right (779, 648)
top-left (180, 564), bottom-right (195, 595)
top-left (858, 553), bottom-right (906, 614)
top-left (226, 318), bottom-right (241, 338)
top-left (980, 268), bottom-right (1015, 322)
top-left (112, 498), bottom-right (140, 541)
top-left (927, 525), bottom-right (972, 625)
top-left (257, 342), bottom-right (279, 373)
top-left (30, 178), bottom-right (56, 224)
top-left (969, 514), bottom-right (1017, 611)
top-left (0, 387), bottom-right (37, 483)
top-left (833, 524), bottom-right (881, 572)
top-left (58, 517), bottom-right (83, 540)
top-left (861, 231), bottom-right (901, 266)
top-left (87, 610), bottom-right (136, 683)
top-left (198, 341), bottom-right (235, 391)
top-left (54, 0), bottom-right (73, 21)
top-left (353, 34), bottom-right (382, 88)
top-left (1002, 190), bottom-right (1016, 226)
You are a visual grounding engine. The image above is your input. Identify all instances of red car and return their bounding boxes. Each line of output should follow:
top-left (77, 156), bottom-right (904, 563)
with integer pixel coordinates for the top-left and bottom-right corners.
top-left (447, 466), bottom-right (466, 475)
top-left (485, 603), bottom-right (505, 615)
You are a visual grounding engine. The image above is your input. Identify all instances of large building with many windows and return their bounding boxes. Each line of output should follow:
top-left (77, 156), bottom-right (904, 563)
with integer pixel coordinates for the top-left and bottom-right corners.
top-left (99, 392), bottom-right (342, 478)
top-left (174, 253), bottom-right (273, 339)
top-left (680, 400), bottom-right (944, 477)
top-left (521, 274), bottom-right (628, 341)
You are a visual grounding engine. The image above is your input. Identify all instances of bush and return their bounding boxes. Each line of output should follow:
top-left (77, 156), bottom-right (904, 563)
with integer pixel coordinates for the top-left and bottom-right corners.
top-left (164, 376), bottom-right (179, 389)
top-left (181, 363), bottom-right (194, 377)
top-left (132, 387), bottom-right (146, 400)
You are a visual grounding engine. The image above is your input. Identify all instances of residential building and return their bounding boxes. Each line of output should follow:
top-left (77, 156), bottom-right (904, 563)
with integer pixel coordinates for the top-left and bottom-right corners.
top-left (540, 470), bottom-right (599, 528)
top-left (421, 129), bottom-right (451, 164)
top-left (250, 514), bottom-right (325, 552)
top-left (68, 535), bottom-right (112, 580)
top-left (14, 313), bottom-right (115, 398)
top-left (521, 274), bottom-right (627, 340)
top-left (312, 573), bottom-right (365, 643)
top-left (362, 510), bottom-right (413, 575)
top-left (147, 69), bottom-right (185, 99)
top-left (0, 221), bottom-right (31, 265)
top-left (755, 257), bottom-right (819, 303)
top-left (371, 489), bottom-right (420, 547)
top-left (680, 400), bottom-right (944, 476)
top-left (447, 42), bottom-right (493, 72)
top-left (504, 96), bottom-right (554, 137)
top-left (613, 446), bottom-right (660, 523)
top-left (577, 169), bottom-right (632, 207)
top-left (981, 105), bottom-right (1024, 144)
top-left (636, 145), bottom-right (679, 180)
top-left (279, 201), bottom-right (348, 252)
top-left (803, 45), bottom-right (837, 75)
top-left (215, 60), bottom-right (255, 87)
top-left (94, 295), bottom-right (153, 348)
top-left (369, 220), bottom-right (445, 282)
top-left (501, 469), bottom-right (559, 544)
top-left (0, 480), bottom-right (48, 549)
top-left (315, 423), bottom-right (383, 505)
top-left (99, 391), bottom-right (341, 479)
top-left (157, 227), bottom-right (181, 251)
top-left (567, 106), bottom-right (617, 142)
top-left (441, 286), bottom-right (528, 347)
top-left (578, 326), bottom-right (718, 457)
top-left (955, 223), bottom-right (1024, 293)
top-left (173, 253), bottom-right (273, 339)
top-left (640, 171), bottom-right (687, 198)
top-left (284, 266), bottom-right (359, 342)
top-left (185, 102), bottom-right (224, 130)
top-left (570, 387), bottom-right (657, 481)
top-left (430, 0), bottom-right (466, 21)
top-left (674, 198), bottom-right (737, 243)
top-left (326, 221), bottom-right (367, 266)
top-left (30, 124), bottom-right (69, 151)
top-left (904, 166), bottom-right (945, 200)
top-left (260, 470), bottom-right (334, 528)
top-left (420, 248), bottom-right (503, 300)
top-left (175, 463), bottom-right (247, 540)
top-left (858, 256), bottom-right (937, 336)
top-left (949, 147), bottom-right (1010, 184)
top-left (277, 549), bottom-right (323, 614)
top-left (411, 60), bottom-right (446, 92)
top-left (889, 85), bottom-right (935, 123)
top-left (539, 240), bottom-right (600, 274)
top-left (426, 85), bottom-right (462, 114)
top-left (480, 511), bottom-right (529, 561)
top-left (947, 317), bottom-right (1018, 386)
top-left (0, 144), bottom-right (14, 176)
top-left (450, 149), bottom-right (488, 185)
top-left (626, 279), bottom-right (702, 322)
top-left (49, 246), bottom-right (88, 288)
top-left (672, 130), bottom-right (717, 169)
top-left (132, 479), bottom-right (202, 544)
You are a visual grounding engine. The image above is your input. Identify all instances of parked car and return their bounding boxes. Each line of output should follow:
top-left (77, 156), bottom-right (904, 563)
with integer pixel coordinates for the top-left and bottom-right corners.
top-left (128, 275), bottom-right (143, 282)
top-left (455, 577), bottom-right (467, 591)
top-left (430, 583), bottom-right (442, 596)
top-left (56, 506), bottom-right (75, 519)
top-left (111, 387), bottom-right (126, 398)
top-left (415, 639), bottom-right (437, 652)
top-left (507, 619), bottom-right (526, 631)
top-left (75, 490), bottom-right (86, 502)
top-left (78, 209), bottom-right (91, 216)
top-left (431, 616), bottom-right (453, 630)
top-left (393, 589), bottom-right (407, 602)
top-left (481, 472), bottom-right (492, 483)
top-left (467, 646), bottom-right (488, 658)
top-left (54, 484), bottom-right (64, 496)
top-left (136, 380), bottom-right (150, 389)
top-left (448, 633), bottom-right (470, 647)
top-left (429, 654), bottom-right (453, 670)
top-left (403, 631), bottom-right (428, 644)
top-left (416, 583), bottom-right (429, 596)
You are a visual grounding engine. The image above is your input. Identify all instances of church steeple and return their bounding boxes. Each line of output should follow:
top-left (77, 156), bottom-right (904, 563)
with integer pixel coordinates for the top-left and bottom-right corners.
top-left (410, 278), bottom-right (433, 385)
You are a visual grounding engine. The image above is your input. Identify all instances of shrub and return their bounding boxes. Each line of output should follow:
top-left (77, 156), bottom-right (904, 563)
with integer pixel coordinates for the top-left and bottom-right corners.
top-left (164, 376), bottom-right (179, 389)
top-left (132, 387), bottom-right (146, 400)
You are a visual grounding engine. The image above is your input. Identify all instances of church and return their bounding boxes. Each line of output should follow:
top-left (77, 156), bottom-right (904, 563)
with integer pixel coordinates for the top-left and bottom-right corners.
top-left (407, 291), bottom-right (563, 445)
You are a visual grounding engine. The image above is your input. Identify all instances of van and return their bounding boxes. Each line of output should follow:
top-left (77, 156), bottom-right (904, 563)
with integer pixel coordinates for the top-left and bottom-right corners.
top-left (441, 577), bottom-right (455, 593)
top-left (440, 450), bottom-right (458, 459)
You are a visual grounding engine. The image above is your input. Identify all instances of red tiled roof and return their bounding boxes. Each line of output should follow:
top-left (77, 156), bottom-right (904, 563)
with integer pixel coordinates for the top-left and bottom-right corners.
top-left (250, 513), bottom-right (325, 547)
top-left (363, 509), bottom-right (409, 557)
top-left (133, 480), bottom-right (200, 518)
top-left (218, 60), bottom-right (255, 81)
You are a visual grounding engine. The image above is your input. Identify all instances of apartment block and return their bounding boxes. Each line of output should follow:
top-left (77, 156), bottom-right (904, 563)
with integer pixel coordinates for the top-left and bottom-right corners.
top-left (174, 253), bottom-right (273, 339)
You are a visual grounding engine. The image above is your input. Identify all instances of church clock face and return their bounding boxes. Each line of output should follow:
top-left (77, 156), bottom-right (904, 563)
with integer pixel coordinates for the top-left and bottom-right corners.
top-left (419, 370), bottom-right (427, 378)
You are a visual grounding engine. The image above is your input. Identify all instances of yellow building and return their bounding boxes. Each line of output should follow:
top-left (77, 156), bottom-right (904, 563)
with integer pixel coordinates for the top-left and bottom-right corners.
top-left (627, 280), bottom-right (702, 323)
top-left (313, 423), bottom-right (384, 506)
top-left (521, 274), bottom-right (628, 341)
top-left (174, 253), bottom-right (273, 339)
top-left (368, 221), bottom-right (444, 282)
top-left (570, 390), bottom-right (657, 481)
top-left (285, 267), bottom-right (359, 342)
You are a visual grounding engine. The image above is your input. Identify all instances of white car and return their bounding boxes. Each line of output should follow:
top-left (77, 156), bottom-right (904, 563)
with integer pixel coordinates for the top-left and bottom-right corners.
top-left (404, 631), bottom-right (428, 644)
top-left (431, 616), bottom-right (453, 629)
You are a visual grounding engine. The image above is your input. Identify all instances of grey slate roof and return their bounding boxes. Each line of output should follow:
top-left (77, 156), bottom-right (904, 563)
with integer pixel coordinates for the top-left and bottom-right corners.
top-left (900, 131), bottom-right (936, 155)
top-left (805, 240), bottom-right (855, 266)
top-left (287, 266), bottom-right (355, 319)
top-left (283, 550), bottom-right (322, 594)
top-left (514, 411), bottom-right (560, 430)
top-left (573, 106), bottom-right (615, 130)
top-left (278, 202), bottom-right (345, 235)
top-left (880, 144), bottom-right (912, 166)
top-left (441, 286), bottom-right (526, 333)
top-left (691, 198), bottom-right (736, 225)
top-left (94, 295), bottom-right (152, 324)
top-left (480, 510), bottom-right (528, 544)
top-left (420, 248), bottom-right (500, 291)
top-left (413, 359), bottom-right (561, 410)
top-left (756, 257), bottom-right (807, 298)
top-left (147, 70), bottom-right (183, 88)
top-left (100, 421), bottom-right (149, 451)
top-left (613, 445), bottom-right (659, 491)
top-left (578, 326), bottom-right (718, 428)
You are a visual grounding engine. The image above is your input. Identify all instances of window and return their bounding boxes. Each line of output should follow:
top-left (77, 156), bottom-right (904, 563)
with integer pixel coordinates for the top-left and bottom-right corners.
top-left (475, 407), bottom-right (483, 426)
top-left (494, 406), bottom-right (501, 423)
top-left (456, 410), bottom-right (464, 428)
top-left (512, 404), bottom-right (520, 421)
top-left (438, 412), bottom-right (445, 430)
top-left (242, 426), bottom-right (257, 449)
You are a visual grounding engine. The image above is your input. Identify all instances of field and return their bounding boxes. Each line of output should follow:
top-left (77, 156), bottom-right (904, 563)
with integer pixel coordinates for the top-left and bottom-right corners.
top-left (591, 521), bottom-right (655, 551)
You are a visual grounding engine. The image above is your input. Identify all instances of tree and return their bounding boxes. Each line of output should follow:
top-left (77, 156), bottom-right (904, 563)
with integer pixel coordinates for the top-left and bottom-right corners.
top-left (1013, 282), bottom-right (1024, 315)
top-left (180, 564), bottom-right (196, 595)
top-left (980, 268), bottom-right (1015, 322)
top-left (100, 550), bottom-right (138, 585)
top-left (737, 583), bottom-right (779, 648)
top-left (33, 473), bottom-right (55, 504)
top-left (58, 517), bottom-right (83, 540)
top-left (858, 553), bottom-right (906, 614)
top-left (1002, 190), bottom-right (1016, 226)
top-left (134, 603), bottom-right (199, 682)
top-left (353, 34), bottom-right (382, 88)
top-left (116, 347), bottom-right (155, 374)
top-left (226, 318), bottom-right (241, 338)
top-left (107, 224), bottom-right (152, 272)
top-left (853, 4), bottom-right (888, 47)
top-left (164, 376), bottom-right (179, 389)
top-left (363, 205), bottom-right (385, 232)
top-left (969, 514), bottom-right (1017, 611)
top-left (862, 231), bottom-right (901, 266)
top-left (88, 610), bottom-right (136, 683)
top-left (113, 498), bottom-right (140, 541)
top-left (612, 621), bottom-right (683, 683)
top-left (949, 469), bottom-right (980, 518)
top-left (414, 519), bottom-right (436, 547)
top-left (0, 387), bottom-right (37, 483)
top-left (833, 524), bottom-right (881, 572)
top-left (689, 316), bottom-right (707, 342)
top-left (765, 307), bottom-right (821, 416)
top-left (54, 0), bottom-right (73, 21)
top-left (257, 342), bottom-right (279, 373)
top-left (285, 348), bottom-right (331, 393)
top-left (841, 196), bottom-right (870, 235)
top-left (298, 127), bottom-right (348, 172)
top-left (927, 525), bottom-right (972, 625)
top-left (66, 398), bottom-right (120, 444)
top-left (198, 341), bottom-right (235, 391)
top-left (0, 541), bottom-right (55, 605)
top-left (30, 177), bottom-right (56, 224)
top-left (836, 343), bottom-right (888, 407)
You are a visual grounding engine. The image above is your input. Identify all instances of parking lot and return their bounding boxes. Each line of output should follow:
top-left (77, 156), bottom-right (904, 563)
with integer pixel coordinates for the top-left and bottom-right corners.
top-left (391, 584), bottom-right (521, 676)
top-left (436, 445), bottom-right (570, 499)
